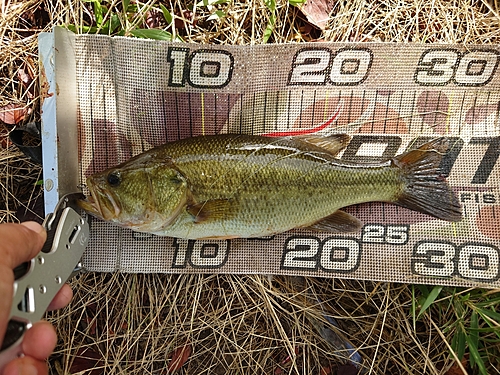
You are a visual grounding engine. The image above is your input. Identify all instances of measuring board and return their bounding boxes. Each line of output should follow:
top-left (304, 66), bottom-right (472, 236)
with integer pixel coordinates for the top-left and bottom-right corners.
top-left (40, 27), bottom-right (500, 287)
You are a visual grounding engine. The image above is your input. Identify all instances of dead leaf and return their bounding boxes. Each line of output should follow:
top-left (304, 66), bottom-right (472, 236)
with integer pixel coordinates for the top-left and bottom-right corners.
top-left (0, 103), bottom-right (28, 125)
top-left (444, 357), bottom-right (469, 375)
top-left (174, 10), bottom-right (197, 29)
top-left (298, 0), bottom-right (335, 30)
top-left (145, 10), bottom-right (162, 28)
top-left (18, 64), bottom-right (36, 99)
top-left (167, 343), bottom-right (192, 373)
top-left (70, 347), bottom-right (104, 375)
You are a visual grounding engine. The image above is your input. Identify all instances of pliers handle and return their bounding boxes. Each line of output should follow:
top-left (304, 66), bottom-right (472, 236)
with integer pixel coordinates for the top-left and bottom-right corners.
top-left (0, 193), bottom-right (90, 372)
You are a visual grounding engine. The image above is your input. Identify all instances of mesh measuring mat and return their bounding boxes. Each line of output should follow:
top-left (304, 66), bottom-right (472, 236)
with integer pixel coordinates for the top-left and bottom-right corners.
top-left (40, 28), bottom-right (500, 287)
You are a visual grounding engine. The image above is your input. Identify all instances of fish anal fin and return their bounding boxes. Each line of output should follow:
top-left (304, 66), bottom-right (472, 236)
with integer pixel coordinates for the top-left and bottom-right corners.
top-left (198, 235), bottom-right (240, 240)
top-left (187, 199), bottom-right (234, 223)
top-left (304, 210), bottom-right (362, 233)
top-left (296, 134), bottom-right (351, 156)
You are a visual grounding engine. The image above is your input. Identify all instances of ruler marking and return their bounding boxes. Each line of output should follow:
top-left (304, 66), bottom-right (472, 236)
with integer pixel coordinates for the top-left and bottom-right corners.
top-left (213, 92), bottom-right (217, 135)
top-left (408, 90), bottom-right (416, 134)
top-left (239, 93), bottom-right (243, 134)
top-left (311, 90), bottom-right (317, 129)
top-left (286, 90), bottom-right (291, 130)
top-left (383, 91), bottom-right (391, 134)
top-left (359, 89), bottom-right (367, 134)
top-left (371, 90), bottom-right (379, 133)
top-left (458, 91), bottom-right (466, 136)
top-left (346, 89), bottom-right (353, 128)
top-left (396, 90), bottom-right (404, 134)
top-left (174, 92), bottom-right (181, 140)
top-left (201, 92), bottom-right (205, 136)
top-left (162, 91), bottom-right (168, 143)
top-left (188, 92), bottom-right (193, 138)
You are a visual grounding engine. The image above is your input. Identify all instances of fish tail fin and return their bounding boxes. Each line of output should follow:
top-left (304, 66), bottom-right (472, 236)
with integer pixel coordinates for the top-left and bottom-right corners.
top-left (393, 138), bottom-right (462, 222)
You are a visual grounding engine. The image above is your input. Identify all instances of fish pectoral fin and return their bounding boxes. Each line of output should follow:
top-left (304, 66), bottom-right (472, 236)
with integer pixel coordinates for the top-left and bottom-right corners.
top-left (186, 199), bottom-right (233, 223)
top-left (304, 210), bottom-right (362, 233)
top-left (295, 134), bottom-right (351, 156)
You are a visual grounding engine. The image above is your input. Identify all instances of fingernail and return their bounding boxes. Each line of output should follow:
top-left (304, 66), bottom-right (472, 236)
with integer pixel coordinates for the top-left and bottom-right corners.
top-left (20, 221), bottom-right (45, 234)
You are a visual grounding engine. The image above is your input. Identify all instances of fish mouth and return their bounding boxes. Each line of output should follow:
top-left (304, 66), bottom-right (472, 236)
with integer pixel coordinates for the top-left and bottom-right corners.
top-left (78, 180), bottom-right (121, 221)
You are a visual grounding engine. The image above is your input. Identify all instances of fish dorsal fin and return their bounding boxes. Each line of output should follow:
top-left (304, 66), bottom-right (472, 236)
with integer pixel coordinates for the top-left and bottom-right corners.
top-left (304, 210), bottom-right (362, 233)
top-left (186, 199), bottom-right (234, 223)
top-left (295, 134), bottom-right (351, 156)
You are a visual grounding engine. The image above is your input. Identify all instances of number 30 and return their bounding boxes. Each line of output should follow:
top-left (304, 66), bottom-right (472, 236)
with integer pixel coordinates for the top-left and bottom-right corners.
top-left (411, 241), bottom-right (500, 281)
top-left (414, 49), bottom-right (500, 86)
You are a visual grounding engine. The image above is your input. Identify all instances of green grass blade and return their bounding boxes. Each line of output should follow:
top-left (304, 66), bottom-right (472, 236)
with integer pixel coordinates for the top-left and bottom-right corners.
top-left (476, 307), bottom-right (500, 322)
top-left (465, 334), bottom-right (488, 375)
top-left (476, 308), bottom-right (500, 339)
top-left (262, 0), bottom-right (276, 43)
top-left (262, 15), bottom-right (276, 43)
top-left (207, 10), bottom-right (226, 21)
top-left (469, 311), bottom-right (479, 364)
top-left (264, 0), bottom-right (276, 12)
top-left (411, 285), bottom-right (417, 331)
top-left (288, 0), bottom-right (306, 6)
top-left (92, 0), bottom-right (104, 28)
top-left (417, 286), bottom-right (443, 319)
top-left (109, 14), bottom-right (121, 34)
top-left (451, 328), bottom-right (466, 360)
top-left (417, 284), bottom-right (430, 296)
top-left (199, 0), bottom-right (229, 5)
top-left (159, 4), bottom-right (173, 25)
top-left (66, 24), bottom-right (98, 34)
top-left (130, 29), bottom-right (174, 41)
top-left (475, 295), bottom-right (500, 307)
top-left (122, 0), bottom-right (131, 13)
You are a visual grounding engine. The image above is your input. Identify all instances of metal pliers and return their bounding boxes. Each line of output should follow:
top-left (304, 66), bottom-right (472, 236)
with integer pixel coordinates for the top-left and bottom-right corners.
top-left (0, 193), bottom-right (89, 371)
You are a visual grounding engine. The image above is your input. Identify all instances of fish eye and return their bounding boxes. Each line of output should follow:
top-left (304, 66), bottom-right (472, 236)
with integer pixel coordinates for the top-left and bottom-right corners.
top-left (107, 171), bottom-right (121, 187)
top-left (170, 176), bottom-right (182, 185)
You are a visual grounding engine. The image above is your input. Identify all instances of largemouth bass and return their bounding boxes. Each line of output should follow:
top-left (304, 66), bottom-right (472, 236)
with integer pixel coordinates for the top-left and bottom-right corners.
top-left (79, 134), bottom-right (462, 239)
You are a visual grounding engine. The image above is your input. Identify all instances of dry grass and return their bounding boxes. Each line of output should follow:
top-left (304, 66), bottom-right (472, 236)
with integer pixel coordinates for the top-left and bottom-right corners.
top-left (2, 0), bottom-right (500, 374)
top-left (0, 146), bottom-right (42, 222)
top-left (50, 273), bottom-right (461, 374)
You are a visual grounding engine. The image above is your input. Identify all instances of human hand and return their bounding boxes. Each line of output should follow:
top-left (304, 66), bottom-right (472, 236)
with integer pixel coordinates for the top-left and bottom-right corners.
top-left (0, 222), bottom-right (73, 375)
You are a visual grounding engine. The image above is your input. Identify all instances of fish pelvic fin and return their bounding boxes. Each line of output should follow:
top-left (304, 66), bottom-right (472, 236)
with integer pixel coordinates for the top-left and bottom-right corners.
top-left (393, 138), bottom-right (462, 222)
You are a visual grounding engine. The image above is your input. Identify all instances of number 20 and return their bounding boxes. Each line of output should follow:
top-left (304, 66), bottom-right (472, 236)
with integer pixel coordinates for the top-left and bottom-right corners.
top-left (281, 236), bottom-right (362, 273)
top-left (288, 48), bottom-right (373, 86)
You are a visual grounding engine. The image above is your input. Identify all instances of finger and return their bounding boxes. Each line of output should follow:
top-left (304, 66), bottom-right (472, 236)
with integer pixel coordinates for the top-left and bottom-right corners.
top-left (0, 223), bottom-right (46, 345)
top-left (2, 355), bottom-right (48, 375)
top-left (47, 284), bottom-right (73, 311)
top-left (0, 222), bottom-right (46, 270)
top-left (21, 321), bottom-right (57, 361)
top-left (8, 283), bottom-right (74, 358)
top-left (0, 264), bottom-right (14, 347)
